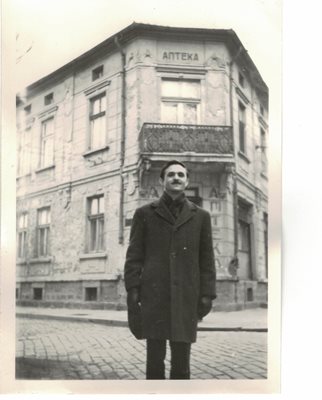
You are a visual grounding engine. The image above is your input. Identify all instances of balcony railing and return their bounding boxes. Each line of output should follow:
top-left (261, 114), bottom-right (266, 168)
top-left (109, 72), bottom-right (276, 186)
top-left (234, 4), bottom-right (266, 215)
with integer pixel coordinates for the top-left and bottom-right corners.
top-left (139, 123), bottom-right (233, 155)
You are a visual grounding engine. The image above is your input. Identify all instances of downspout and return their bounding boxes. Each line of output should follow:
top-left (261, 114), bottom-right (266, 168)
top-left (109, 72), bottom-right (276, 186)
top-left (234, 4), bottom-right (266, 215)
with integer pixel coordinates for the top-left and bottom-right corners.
top-left (114, 36), bottom-right (126, 244)
top-left (228, 45), bottom-right (243, 280)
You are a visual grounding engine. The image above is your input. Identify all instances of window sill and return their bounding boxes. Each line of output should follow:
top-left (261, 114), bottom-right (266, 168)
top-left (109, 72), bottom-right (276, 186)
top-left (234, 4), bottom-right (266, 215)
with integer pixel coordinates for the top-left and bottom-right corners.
top-left (17, 259), bottom-right (27, 265)
top-left (79, 252), bottom-right (107, 260)
top-left (16, 173), bottom-right (32, 180)
top-left (238, 151), bottom-right (251, 164)
top-left (35, 165), bottom-right (55, 174)
top-left (235, 87), bottom-right (250, 104)
top-left (84, 77), bottom-right (111, 96)
top-left (30, 257), bottom-right (53, 264)
top-left (258, 115), bottom-right (268, 129)
top-left (38, 105), bottom-right (58, 119)
top-left (82, 146), bottom-right (110, 158)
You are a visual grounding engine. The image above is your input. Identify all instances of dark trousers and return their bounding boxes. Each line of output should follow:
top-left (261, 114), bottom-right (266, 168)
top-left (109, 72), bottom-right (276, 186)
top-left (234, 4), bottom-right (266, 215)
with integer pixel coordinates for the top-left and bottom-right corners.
top-left (146, 339), bottom-right (191, 379)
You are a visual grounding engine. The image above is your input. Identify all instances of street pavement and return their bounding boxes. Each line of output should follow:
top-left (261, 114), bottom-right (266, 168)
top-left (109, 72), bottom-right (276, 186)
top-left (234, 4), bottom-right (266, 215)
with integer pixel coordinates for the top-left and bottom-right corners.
top-left (16, 311), bottom-right (267, 380)
top-left (16, 306), bottom-right (267, 331)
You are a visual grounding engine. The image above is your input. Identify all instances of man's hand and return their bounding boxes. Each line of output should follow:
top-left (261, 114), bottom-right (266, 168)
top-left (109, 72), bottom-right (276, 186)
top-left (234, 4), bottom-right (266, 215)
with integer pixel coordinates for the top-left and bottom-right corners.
top-left (198, 296), bottom-right (213, 319)
top-left (127, 287), bottom-right (141, 310)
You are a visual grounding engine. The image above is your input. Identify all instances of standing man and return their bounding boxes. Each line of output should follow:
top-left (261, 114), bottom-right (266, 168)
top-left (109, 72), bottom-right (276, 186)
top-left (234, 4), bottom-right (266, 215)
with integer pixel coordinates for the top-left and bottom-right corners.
top-left (124, 160), bottom-right (216, 379)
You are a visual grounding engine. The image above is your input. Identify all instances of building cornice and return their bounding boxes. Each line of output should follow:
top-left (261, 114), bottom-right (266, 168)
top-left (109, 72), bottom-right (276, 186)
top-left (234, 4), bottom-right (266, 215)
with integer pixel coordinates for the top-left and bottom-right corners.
top-left (236, 172), bottom-right (268, 202)
top-left (18, 23), bottom-right (268, 102)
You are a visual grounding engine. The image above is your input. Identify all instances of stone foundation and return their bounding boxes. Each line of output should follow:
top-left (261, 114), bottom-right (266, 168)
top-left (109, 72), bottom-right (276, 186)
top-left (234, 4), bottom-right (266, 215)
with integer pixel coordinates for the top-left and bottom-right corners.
top-left (17, 279), bottom-right (267, 311)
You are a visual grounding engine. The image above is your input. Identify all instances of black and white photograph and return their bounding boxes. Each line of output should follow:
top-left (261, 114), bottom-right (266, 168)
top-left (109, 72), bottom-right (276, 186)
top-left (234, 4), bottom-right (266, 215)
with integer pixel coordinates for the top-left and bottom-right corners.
top-left (1, 0), bottom-right (282, 395)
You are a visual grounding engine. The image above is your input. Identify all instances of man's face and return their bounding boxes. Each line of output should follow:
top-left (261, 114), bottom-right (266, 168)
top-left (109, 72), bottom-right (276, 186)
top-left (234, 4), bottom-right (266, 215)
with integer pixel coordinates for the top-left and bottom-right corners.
top-left (160, 164), bottom-right (189, 196)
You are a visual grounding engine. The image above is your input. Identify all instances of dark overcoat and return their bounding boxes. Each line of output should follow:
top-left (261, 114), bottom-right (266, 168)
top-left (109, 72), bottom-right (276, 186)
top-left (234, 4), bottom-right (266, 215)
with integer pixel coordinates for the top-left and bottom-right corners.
top-left (124, 196), bottom-right (216, 343)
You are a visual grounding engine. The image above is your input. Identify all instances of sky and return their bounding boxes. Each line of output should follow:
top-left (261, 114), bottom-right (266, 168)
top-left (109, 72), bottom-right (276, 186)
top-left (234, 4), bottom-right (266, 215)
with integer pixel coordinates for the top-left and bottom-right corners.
top-left (13, 0), bottom-right (281, 92)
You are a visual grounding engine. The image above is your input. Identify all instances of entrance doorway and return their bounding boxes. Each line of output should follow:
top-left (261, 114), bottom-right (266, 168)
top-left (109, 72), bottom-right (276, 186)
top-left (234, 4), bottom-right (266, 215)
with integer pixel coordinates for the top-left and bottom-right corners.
top-left (237, 200), bottom-right (253, 280)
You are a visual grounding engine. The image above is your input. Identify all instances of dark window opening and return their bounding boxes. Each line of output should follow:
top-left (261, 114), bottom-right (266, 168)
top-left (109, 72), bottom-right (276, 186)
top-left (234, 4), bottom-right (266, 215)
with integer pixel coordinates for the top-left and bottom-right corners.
top-left (264, 212), bottom-right (268, 278)
top-left (85, 287), bottom-right (98, 301)
top-left (33, 288), bottom-right (43, 300)
top-left (24, 104), bottom-right (32, 115)
top-left (44, 93), bottom-right (54, 105)
top-left (247, 288), bottom-right (254, 302)
top-left (92, 65), bottom-right (104, 81)
top-left (238, 72), bottom-right (245, 88)
top-left (260, 104), bottom-right (264, 116)
top-left (16, 288), bottom-right (19, 299)
top-left (238, 102), bottom-right (246, 154)
top-left (185, 187), bottom-right (202, 207)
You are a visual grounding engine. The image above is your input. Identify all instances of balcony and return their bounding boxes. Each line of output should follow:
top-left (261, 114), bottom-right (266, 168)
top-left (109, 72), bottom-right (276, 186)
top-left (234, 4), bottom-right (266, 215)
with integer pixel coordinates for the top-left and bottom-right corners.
top-left (139, 123), bottom-right (234, 162)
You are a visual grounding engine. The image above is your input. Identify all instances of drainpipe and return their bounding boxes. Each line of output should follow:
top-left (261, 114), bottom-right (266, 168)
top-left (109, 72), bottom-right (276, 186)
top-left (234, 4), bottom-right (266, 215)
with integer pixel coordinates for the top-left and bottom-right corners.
top-left (228, 45), bottom-right (243, 277)
top-left (114, 35), bottom-right (126, 244)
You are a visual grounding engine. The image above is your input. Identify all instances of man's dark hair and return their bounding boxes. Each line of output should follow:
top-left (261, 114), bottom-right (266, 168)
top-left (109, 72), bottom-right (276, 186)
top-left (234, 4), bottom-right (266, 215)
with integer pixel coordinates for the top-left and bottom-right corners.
top-left (159, 160), bottom-right (189, 180)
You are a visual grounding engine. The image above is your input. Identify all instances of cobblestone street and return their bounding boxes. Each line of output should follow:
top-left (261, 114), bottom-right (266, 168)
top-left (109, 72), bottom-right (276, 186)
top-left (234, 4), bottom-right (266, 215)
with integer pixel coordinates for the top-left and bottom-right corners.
top-left (16, 317), bottom-right (267, 380)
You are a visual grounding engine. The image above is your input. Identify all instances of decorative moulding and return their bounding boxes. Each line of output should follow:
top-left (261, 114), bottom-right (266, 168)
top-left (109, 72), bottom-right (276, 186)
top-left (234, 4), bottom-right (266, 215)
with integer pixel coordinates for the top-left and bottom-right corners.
top-left (38, 105), bottom-right (59, 120)
top-left (235, 87), bottom-right (250, 104)
top-left (84, 78), bottom-right (111, 96)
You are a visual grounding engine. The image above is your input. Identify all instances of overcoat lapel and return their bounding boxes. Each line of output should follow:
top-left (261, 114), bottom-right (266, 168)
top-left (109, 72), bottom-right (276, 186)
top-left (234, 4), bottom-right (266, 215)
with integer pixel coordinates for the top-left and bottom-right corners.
top-left (175, 200), bottom-right (197, 229)
top-left (151, 197), bottom-right (197, 228)
top-left (152, 199), bottom-right (176, 225)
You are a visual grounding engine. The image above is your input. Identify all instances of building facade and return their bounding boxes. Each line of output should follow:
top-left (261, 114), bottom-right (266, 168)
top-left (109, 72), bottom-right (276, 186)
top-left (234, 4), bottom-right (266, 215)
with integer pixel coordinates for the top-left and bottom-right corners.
top-left (16, 23), bottom-right (268, 310)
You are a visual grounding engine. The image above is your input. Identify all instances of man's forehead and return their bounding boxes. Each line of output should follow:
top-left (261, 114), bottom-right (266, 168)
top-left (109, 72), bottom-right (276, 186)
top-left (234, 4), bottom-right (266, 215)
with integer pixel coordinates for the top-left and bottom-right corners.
top-left (164, 164), bottom-right (187, 175)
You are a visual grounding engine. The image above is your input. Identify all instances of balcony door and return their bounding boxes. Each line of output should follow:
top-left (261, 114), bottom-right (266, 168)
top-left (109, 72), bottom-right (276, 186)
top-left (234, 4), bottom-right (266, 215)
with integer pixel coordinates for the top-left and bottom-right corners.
top-left (161, 78), bottom-right (200, 124)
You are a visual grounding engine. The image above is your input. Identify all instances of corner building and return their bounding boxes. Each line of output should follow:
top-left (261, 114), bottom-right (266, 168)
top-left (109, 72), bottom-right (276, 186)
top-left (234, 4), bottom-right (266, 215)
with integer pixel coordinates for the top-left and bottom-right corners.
top-left (16, 23), bottom-right (268, 310)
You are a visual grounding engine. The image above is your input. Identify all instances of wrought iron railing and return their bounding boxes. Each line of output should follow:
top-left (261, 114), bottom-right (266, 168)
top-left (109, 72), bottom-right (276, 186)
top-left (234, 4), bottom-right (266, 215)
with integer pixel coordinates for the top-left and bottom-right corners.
top-left (139, 123), bottom-right (233, 154)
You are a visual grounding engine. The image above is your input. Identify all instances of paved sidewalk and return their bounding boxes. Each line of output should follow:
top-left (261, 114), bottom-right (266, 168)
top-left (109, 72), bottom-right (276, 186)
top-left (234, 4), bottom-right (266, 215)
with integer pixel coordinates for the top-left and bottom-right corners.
top-left (16, 306), bottom-right (267, 331)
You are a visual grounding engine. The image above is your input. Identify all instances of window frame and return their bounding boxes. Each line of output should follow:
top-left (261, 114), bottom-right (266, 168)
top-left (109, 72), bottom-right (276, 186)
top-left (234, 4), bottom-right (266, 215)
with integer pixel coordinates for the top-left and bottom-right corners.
top-left (160, 78), bottom-right (201, 125)
top-left (238, 102), bottom-right (246, 154)
top-left (92, 65), bottom-right (104, 81)
top-left (44, 92), bottom-right (54, 106)
top-left (88, 92), bottom-right (107, 151)
top-left (24, 104), bottom-right (32, 115)
top-left (260, 127), bottom-right (267, 173)
top-left (40, 117), bottom-right (55, 169)
top-left (87, 195), bottom-right (105, 253)
top-left (263, 212), bottom-right (268, 278)
top-left (238, 72), bottom-right (245, 88)
top-left (17, 212), bottom-right (28, 259)
top-left (36, 207), bottom-right (51, 257)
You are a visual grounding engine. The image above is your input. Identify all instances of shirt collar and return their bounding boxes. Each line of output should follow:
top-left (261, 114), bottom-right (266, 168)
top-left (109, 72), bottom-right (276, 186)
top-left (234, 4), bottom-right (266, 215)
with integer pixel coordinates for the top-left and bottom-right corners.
top-left (162, 191), bottom-right (186, 207)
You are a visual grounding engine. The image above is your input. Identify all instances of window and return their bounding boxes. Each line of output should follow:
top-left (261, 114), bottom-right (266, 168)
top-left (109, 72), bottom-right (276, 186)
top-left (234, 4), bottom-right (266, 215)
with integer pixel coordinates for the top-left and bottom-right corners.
top-left (18, 128), bottom-right (31, 175)
top-left (40, 118), bottom-right (54, 168)
top-left (87, 196), bottom-right (105, 252)
top-left (18, 213), bottom-right (28, 258)
top-left (89, 93), bottom-right (107, 150)
top-left (260, 128), bottom-right (267, 173)
top-left (238, 102), bottom-right (246, 153)
top-left (92, 65), bottom-right (104, 81)
top-left (247, 288), bottom-right (254, 301)
top-left (238, 200), bottom-right (253, 280)
top-left (161, 79), bottom-right (200, 124)
top-left (37, 207), bottom-right (51, 256)
top-left (33, 288), bottom-right (43, 300)
top-left (85, 287), bottom-right (98, 301)
top-left (238, 72), bottom-right (245, 88)
top-left (263, 213), bottom-right (268, 278)
top-left (44, 93), bottom-right (54, 105)
top-left (24, 104), bottom-right (32, 115)
top-left (260, 104), bottom-right (264, 116)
